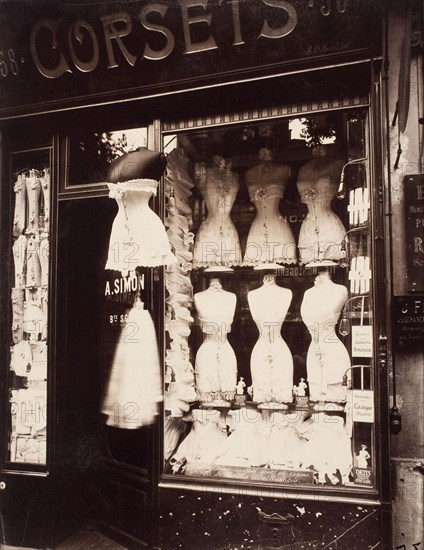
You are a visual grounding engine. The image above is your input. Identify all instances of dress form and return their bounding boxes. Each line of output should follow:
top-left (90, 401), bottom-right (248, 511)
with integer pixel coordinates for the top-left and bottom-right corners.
top-left (297, 146), bottom-right (346, 264)
top-left (244, 148), bottom-right (296, 266)
top-left (105, 147), bottom-right (176, 274)
top-left (192, 156), bottom-right (242, 268)
top-left (106, 180), bottom-right (176, 274)
top-left (300, 270), bottom-right (350, 402)
top-left (248, 274), bottom-right (293, 404)
top-left (194, 278), bottom-right (237, 405)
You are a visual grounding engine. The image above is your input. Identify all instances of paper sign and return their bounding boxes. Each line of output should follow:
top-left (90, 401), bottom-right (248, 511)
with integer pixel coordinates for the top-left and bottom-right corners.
top-left (352, 390), bottom-right (374, 423)
top-left (352, 325), bottom-right (373, 357)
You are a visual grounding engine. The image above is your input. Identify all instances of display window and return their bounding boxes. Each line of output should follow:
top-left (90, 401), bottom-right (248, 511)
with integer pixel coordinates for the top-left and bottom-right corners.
top-left (6, 147), bottom-right (51, 467)
top-left (161, 104), bottom-right (377, 495)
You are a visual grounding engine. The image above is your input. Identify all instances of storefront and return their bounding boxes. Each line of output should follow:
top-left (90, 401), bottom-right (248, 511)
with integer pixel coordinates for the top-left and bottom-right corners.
top-left (0, 1), bottom-right (422, 549)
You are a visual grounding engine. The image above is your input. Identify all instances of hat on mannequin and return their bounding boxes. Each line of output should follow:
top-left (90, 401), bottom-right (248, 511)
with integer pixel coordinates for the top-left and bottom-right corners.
top-left (108, 147), bottom-right (167, 183)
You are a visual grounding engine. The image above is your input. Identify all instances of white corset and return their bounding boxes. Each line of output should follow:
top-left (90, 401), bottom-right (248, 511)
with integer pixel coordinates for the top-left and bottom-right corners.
top-left (25, 171), bottom-right (41, 234)
top-left (13, 235), bottom-right (27, 289)
top-left (26, 236), bottom-right (42, 288)
top-left (40, 169), bottom-right (50, 231)
top-left (13, 175), bottom-right (27, 237)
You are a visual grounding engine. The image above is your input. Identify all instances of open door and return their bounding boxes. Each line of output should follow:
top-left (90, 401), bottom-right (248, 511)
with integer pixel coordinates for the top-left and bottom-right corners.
top-left (55, 196), bottom-right (156, 549)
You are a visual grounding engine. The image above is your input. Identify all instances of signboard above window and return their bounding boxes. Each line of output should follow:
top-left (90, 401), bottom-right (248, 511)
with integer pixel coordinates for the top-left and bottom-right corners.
top-left (0, 0), bottom-right (381, 118)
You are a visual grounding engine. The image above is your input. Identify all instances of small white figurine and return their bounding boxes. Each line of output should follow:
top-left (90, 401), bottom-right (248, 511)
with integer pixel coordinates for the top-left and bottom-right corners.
top-left (236, 377), bottom-right (246, 395)
top-left (293, 378), bottom-right (308, 397)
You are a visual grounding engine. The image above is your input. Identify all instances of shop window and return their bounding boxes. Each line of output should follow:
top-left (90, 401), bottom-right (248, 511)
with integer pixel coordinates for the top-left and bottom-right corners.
top-left (161, 106), bottom-right (376, 495)
top-left (7, 147), bottom-right (51, 467)
top-left (66, 127), bottom-right (148, 186)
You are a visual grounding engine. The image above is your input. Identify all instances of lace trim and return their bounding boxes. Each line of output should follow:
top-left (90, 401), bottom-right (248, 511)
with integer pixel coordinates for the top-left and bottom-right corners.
top-left (248, 184), bottom-right (285, 202)
top-left (108, 179), bottom-right (158, 198)
top-left (242, 257), bottom-right (297, 267)
top-left (197, 390), bottom-right (236, 402)
top-left (192, 259), bottom-right (243, 269)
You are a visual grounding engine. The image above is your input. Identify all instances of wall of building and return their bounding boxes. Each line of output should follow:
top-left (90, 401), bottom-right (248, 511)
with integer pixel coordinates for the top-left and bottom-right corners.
top-left (385, 1), bottom-right (424, 547)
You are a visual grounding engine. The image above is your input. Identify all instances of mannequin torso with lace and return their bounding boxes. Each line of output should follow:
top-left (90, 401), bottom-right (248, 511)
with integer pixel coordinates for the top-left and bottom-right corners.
top-left (194, 278), bottom-right (237, 404)
top-left (193, 156), bottom-right (241, 268)
top-left (248, 274), bottom-right (293, 404)
top-left (297, 146), bottom-right (345, 264)
top-left (300, 270), bottom-right (350, 402)
top-left (244, 149), bottom-right (296, 266)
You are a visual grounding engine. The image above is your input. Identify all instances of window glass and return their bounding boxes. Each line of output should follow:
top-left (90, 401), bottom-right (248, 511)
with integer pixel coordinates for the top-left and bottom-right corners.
top-left (8, 148), bottom-right (51, 466)
top-left (162, 110), bottom-right (375, 491)
top-left (68, 128), bottom-right (148, 185)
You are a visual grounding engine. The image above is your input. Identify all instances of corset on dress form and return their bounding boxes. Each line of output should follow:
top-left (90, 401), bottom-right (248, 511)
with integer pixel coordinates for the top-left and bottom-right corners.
top-left (301, 276), bottom-right (350, 402)
top-left (105, 180), bottom-right (177, 275)
top-left (192, 161), bottom-right (242, 268)
top-left (13, 175), bottom-right (27, 237)
top-left (248, 277), bottom-right (293, 404)
top-left (25, 170), bottom-right (41, 235)
top-left (195, 323), bottom-right (237, 402)
top-left (244, 162), bottom-right (296, 265)
top-left (194, 283), bottom-right (237, 402)
top-left (297, 158), bottom-right (345, 264)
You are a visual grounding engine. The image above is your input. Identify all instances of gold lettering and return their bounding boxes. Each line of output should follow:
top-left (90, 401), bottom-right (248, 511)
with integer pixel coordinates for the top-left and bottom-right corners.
top-left (30, 18), bottom-right (72, 79)
top-left (229, 0), bottom-right (244, 45)
top-left (259, 0), bottom-right (297, 39)
top-left (140, 3), bottom-right (175, 60)
top-left (179, 0), bottom-right (218, 54)
top-left (68, 20), bottom-right (99, 73)
top-left (414, 236), bottom-right (424, 254)
top-left (100, 12), bottom-right (137, 69)
top-left (417, 185), bottom-right (424, 201)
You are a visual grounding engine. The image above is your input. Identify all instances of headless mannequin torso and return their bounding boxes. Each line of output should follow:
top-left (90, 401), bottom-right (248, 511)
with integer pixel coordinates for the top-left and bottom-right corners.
top-left (244, 149), bottom-right (296, 266)
top-left (297, 146), bottom-right (345, 264)
top-left (194, 278), bottom-right (237, 404)
top-left (248, 274), bottom-right (293, 404)
top-left (193, 156), bottom-right (242, 268)
top-left (300, 270), bottom-right (350, 402)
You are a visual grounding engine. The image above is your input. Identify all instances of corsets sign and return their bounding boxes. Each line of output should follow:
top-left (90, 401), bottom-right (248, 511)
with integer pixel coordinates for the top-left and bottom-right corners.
top-left (0, 0), bottom-right (380, 117)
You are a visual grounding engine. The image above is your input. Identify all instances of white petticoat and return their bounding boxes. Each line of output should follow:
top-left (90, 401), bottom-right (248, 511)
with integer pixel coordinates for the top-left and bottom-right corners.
top-left (101, 302), bottom-right (163, 429)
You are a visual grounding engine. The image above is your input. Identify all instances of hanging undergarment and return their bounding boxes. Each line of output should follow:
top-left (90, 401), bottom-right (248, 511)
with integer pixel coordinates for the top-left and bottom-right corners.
top-left (101, 298), bottom-right (163, 429)
top-left (105, 180), bottom-right (176, 275)
top-left (25, 170), bottom-right (41, 235)
top-left (13, 174), bottom-right (27, 237)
